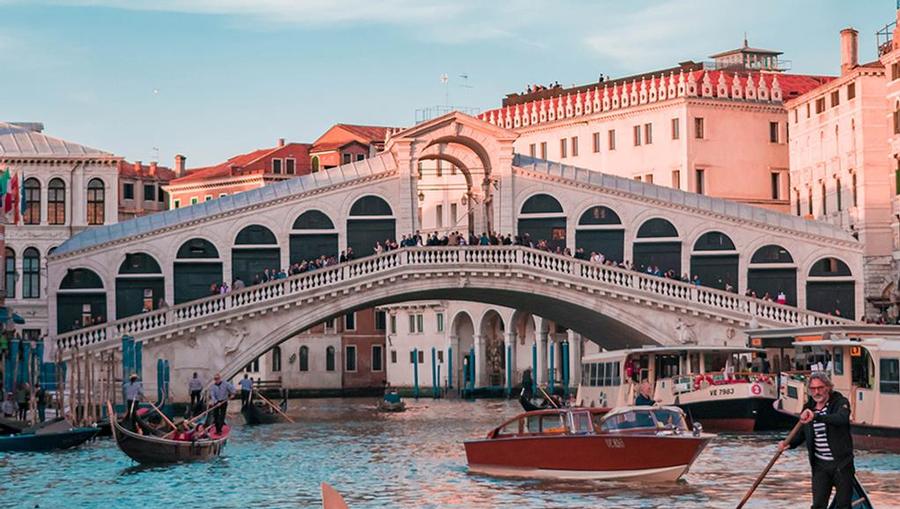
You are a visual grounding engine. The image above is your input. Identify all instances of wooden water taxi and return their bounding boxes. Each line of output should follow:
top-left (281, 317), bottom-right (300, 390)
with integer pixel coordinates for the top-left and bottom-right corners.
top-left (577, 346), bottom-right (792, 431)
top-left (751, 326), bottom-right (900, 453)
top-left (464, 406), bottom-right (712, 481)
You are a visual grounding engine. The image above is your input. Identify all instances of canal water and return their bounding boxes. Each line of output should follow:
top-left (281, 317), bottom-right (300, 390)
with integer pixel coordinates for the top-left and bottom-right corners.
top-left (1, 398), bottom-right (898, 509)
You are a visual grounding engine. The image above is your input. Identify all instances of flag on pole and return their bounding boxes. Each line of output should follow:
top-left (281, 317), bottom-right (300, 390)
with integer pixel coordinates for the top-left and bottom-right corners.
top-left (4, 173), bottom-right (18, 224)
top-left (0, 169), bottom-right (9, 224)
top-left (20, 173), bottom-right (27, 224)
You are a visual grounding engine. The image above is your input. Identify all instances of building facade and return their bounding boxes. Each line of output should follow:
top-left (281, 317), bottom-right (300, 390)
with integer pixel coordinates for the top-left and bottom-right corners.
top-left (309, 124), bottom-right (392, 171)
top-left (477, 42), bottom-right (833, 212)
top-left (881, 10), bottom-right (900, 318)
top-left (787, 28), bottom-right (893, 319)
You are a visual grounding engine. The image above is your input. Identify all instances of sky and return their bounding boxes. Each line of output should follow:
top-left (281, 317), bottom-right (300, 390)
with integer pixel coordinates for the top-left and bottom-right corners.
top-left (0, 0), bottom-right (894, 167)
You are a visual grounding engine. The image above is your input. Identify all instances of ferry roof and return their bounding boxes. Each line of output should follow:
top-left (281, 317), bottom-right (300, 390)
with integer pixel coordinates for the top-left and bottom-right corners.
top-left (792, 337), bottom-right (900, 353)
top-left (747, 325), bottom-right (900, 349)
top-left (583, 345), bottom-right (762, 362)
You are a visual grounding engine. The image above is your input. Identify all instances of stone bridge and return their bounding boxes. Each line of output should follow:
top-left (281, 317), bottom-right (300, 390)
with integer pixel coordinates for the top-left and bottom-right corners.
top-left (46, 111), bottom-right (861, 400)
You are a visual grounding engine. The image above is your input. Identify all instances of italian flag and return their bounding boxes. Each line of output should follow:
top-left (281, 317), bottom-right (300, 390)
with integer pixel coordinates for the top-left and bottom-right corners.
top-left (0, 168), bottom-right (20, 224)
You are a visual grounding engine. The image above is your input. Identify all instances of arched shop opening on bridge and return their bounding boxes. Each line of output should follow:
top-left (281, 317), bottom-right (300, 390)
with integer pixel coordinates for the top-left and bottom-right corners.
top-left (232, 225), bottom-right (280, 284)
top-left (690, 231), bottom-right (738, 291)
top-left (116, 253), bottom-right (164, 319)
top-left (57, 268), bottom-right (105, 333)
top-left (479, 310), bottom-right (506, 387)
top-left (174, 238), bottom-right (223, 304)
top-left (290, 210), bottom-right (338, 264)
top-left (747, 244), bottom-right (797, 305)
top-left (575, 205), bottom-right (624, 262)
top-left (806, 257), bottom-right (855, 318)
top-left (518, 194), bottom-right (566, 251)
top-left (346, 195), bottom-right (395, 257)
top-left (633, 218), bottom-right (681, 274)
top-left (450, 311), bottom-right (475, 390)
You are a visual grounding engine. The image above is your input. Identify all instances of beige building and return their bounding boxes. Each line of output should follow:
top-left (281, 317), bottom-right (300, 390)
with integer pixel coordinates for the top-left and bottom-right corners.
top-left (787, 28), bottom-right (893, 319)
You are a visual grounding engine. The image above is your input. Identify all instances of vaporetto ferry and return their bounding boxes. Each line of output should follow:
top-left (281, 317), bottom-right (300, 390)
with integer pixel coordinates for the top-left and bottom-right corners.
top-left (576, 346), bottom-right (793, 431)
top-left (750, 326), bottom-right (900, 453)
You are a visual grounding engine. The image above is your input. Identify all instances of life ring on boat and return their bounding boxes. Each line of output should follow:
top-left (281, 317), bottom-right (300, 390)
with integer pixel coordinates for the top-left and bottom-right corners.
top-left (751, 383), bottom-right (762, 395)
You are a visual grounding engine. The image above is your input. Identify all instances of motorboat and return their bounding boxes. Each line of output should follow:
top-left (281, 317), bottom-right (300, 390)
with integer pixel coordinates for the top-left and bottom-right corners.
top-left (751, 326), bottom-right (900, 453)
top-left (464, 406), bottom-right (712, 481)
top-left (377, 390), bottom-right (405, 412)
top-left (577, 346), bottom-right (791, 431)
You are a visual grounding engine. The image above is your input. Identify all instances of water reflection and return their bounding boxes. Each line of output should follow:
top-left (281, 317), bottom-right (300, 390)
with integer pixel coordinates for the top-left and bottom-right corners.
top-left (0, 398), bottom-right (897, 508)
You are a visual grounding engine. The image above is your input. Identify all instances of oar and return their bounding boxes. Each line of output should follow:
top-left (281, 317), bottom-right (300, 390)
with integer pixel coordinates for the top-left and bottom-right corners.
top-left (538, 386), bottom-right (559, 408)
top-left (105, 401), bottom-right (118, 441)
top-left (146, 401), bottom-right (177, 431)
top-left (253, 390), bottom-right (295, 423)
top-left (735, 419), bottom-right (804, 509)
top-left (161, 400), bottom-right (227, 439)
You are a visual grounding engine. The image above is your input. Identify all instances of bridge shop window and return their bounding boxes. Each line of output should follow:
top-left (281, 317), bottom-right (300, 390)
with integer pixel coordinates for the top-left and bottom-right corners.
top-left (232, 225), bottom-right (280, 286)
top-left (575, 206), bottom-right (624, 263)
top-left (57, 268), bottom-right (106, 334)
top-left (291, 210), bottom-right (338, 265)
top-left (690, 232), bottom-right (737, 292)
top-left (347, 196), bottom-right (395, 258)
top-left (633, 218), bottom-right (681, 275)
top-left (518, 194), bottom-right (566, 251)
top-left (747, 245), bottom-right (796, 305)
top-left (116, 253), bottom-right (164, 319)
top-left (806, 257), bottom-right (854, 319)
top-left (175, 238), bottom-right (223, 304)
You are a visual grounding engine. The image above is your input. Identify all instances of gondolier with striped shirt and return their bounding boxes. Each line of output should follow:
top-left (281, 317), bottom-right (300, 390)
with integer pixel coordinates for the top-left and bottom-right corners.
top-left (778, 372), bottom-right (854, 509)
top-left (208, 373), bottom-right (235, 435)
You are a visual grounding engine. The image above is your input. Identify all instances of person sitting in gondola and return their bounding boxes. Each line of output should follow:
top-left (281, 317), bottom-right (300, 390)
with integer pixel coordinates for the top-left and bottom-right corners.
top-left (778, 372), bottom-right (855, 509)
top-left (635, 380), bottom-right (655, 406)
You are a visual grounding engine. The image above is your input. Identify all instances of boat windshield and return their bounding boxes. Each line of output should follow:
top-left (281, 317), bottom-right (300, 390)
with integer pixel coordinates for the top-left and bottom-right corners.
top-left (598, 408), bottom-right (688, 433)
top-left (568, 411), bottom-right (594, 434)
top-left (651, 409), bottom-right (688, 432)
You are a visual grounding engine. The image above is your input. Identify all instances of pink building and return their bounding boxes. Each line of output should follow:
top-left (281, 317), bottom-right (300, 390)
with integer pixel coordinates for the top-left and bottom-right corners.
top-left (881, 11), bottom-right (900, 317)
top-left (480, 42), bottom-right (832, 212)
top-left (787, 27), bottom-right (893, 319)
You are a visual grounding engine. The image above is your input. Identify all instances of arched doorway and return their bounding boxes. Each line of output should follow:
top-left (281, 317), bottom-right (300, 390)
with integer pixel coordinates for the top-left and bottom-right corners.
top-left (807, 257), bottom-right (855, 318)
top-left (747, 244), bottom-right (796, 304)
top-left (346, 196), bottom-right (395, 257)
top-left (480, 310), bottom-right (506, 387)
top-left (575, 206), bottom-right (624, 262)
top-left (690, 231), bottom-right (738, 291)
top-left (57, 268), bottom-right (106, 333)
top-left (633, 218), bottom-right (681, 274)
top-left (518, 193), bottom-right (566, 251)
top-left (174, 238), bottom-right (223, 304)
top-left (450, 311), bottom-right (475, 389)
top-left (290, 210), bottom-right (338, 263)
top-left (115, 253), bottom-right (164, 319)
top-left (232, 225), bottom-right (280, 284)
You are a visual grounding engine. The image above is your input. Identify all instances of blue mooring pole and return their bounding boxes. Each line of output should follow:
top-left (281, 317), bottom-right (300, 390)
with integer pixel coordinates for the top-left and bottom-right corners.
top-left (562, 341), bottom-right (570, 400)
top-left (531, 342), bottom-right (538, 396)
top-left (413, 348), bottom-right (419, 399)
top-left (505, 343), bottom-right (512, 398)
top-left (549, 342), bottom-right (555, 394)
top-left (447, 346), bottom-right (453, 389)
top-left (431, 347), bottom-right (438, 399)
top-left (469, 347), bottom-right (476, 396)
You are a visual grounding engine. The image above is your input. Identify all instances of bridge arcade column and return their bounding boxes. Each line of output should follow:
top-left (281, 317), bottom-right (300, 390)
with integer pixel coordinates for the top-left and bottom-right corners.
top-left (392, 139), bottom-right (418, 236)
top-left (448, 334), bottom-right (459, 389)
top-left (534, 317), bottom-right (548, 386)
top-left (567, 329), bottom-right (581, 390)
top-left (473, 333), bottom-right (486, 387)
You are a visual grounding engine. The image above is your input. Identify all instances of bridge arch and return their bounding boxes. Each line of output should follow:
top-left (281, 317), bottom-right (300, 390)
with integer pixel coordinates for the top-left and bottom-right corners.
top-left (289, 210), bottom-right (339, 264)
top-left (574, 205), bottom-right (624, 262)
top-left (633, 217), bottom-right (681, 274)
top-left (115, 252), bottom-right (164, 319)
top-left (174, 238), bottom-right (223, 304)
top-left (232, 224), bottom-right (280, 285)
top-left (478, 309), bottom-right (506, 387)
top-left (518, 192), bottom-right (566, 251)
top-left (450, 309), bottom-right (476, 388)
top-left (747, 243), bottom-right (797, 305)
top-left (345, 195), bottom-right (395, 257)
top-left (806, 256), bottom-right (855, 319)
top-left (57, 267), bottom-right (105, 333)
top-left (689, 231), bottom-right (738, 291)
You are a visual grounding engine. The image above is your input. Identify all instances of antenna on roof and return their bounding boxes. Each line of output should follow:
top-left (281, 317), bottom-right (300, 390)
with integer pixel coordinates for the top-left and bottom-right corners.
top-left (440, 73), bottom-right (449, 106)
top-left (743, 32), bottom-right (748, 48)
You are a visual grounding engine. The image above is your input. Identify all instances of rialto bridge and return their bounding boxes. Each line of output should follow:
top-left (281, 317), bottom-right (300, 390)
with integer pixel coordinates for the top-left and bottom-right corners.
top-left (46, 112), bottom-right (860, 400)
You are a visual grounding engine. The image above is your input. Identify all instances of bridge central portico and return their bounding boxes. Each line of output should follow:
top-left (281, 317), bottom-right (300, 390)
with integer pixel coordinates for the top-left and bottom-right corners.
top-left (46, 112), bottom-right (862, 400)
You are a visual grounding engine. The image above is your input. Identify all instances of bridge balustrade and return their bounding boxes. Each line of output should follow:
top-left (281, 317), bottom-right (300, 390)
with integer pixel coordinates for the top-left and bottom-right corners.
top-left (54, 245), bottom-right (851, 355)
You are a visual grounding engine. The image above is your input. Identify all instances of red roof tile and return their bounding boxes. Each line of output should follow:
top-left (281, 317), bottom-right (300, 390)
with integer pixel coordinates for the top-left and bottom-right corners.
top-left (118, 160), bottom-right (176, 182)
top-left (170, 143), bottom-right (312, 185)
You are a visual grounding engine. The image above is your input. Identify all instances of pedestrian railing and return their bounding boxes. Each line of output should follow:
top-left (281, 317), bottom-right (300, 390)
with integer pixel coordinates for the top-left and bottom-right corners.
top-left (54, 245), bottom-right (851, 354)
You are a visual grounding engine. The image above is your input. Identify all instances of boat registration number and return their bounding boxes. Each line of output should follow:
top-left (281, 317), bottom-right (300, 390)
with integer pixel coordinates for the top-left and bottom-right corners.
top-left (709, 387), bottom-right (735, 396)
top-left (604, 438), bottom-right (625, 449)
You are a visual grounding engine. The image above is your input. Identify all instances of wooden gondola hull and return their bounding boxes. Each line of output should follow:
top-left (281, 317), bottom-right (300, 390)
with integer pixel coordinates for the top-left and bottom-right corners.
top-left (241, 403), bottom-right (284, 425)
top-left (111, 419), bottom-right (227, 464)
top-left (0, 427), bottom-right (99, 452)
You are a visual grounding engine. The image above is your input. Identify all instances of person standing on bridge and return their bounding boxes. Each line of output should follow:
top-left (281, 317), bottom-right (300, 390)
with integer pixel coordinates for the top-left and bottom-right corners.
top-left (208, 373), bottom-right (235, 435)
top-left (188, 372), bottom-right (203, 413)
top-left (123, 373), bottom-right (144, 422)
top-left (238, 374), bottom-right (253, 408)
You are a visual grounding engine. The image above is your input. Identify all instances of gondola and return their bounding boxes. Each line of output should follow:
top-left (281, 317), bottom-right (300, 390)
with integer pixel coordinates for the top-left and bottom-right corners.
top-left (0, 416), bottom-right (29, 435)
top-left (109, 413), bottom-right (229, 464)
top-left (241, 401), bottom-right (285, 425)
top-left (0, 424), bottom-right (98, 452)
top-left (518, 394), bottom-right (545, 412)
top-left (829, 475), bottom-right (874, 509)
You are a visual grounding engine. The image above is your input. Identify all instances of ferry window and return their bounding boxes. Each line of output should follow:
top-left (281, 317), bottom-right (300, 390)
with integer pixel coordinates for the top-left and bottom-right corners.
top-left (851, 349), bottom-right (874, 390)
top-left (833, 349), bottom-right (844, 375)
top-left (590, 363), bottom-right (598, 386)
top-left (880, 359), bottom-right (899, 394)
top-left (598, 363), bottom-right (607, 386)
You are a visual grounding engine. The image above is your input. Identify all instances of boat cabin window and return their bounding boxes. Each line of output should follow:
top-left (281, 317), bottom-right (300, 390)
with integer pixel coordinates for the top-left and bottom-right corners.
top-left (880, 358), bottom-right (899, 394)
top-left (833, 349), bottom-right (844, 375)
top-left (655, 354), bottom-right (681, 378)
top-left (541, 414), bottom-right (567, 434)
top-left (600, 410), bottom-right (657, 432)
top-left (652, 409), bottom-right (688, 432)
top-left (850, 347), bottom-right (874, 390)
top-left (525, 415), bottom-right (542, 434)
top-left (569, 411), bottom-right (594, 434)
top-left (495, 419), bottom-right (521, 437)
top-left (582, 361), bottom-right (621, 387)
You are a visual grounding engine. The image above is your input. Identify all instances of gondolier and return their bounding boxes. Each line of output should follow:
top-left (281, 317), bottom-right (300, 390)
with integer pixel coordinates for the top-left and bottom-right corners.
top-left (208, 373), bottom-right (235, 434)
top-left (123, 373), bottom-right (144, 421)
top-left (778, 372), bottom-right (855, 509)
top-left (238, 374), bottom-right (253, 408)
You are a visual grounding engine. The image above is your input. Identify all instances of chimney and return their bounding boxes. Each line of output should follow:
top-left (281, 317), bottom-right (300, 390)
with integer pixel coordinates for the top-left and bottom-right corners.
top-left (840, 28), bottom-right (858, 75)
top-left (277, 138), bottom-right (285, 148)
top-left (133, 160), bottom-right (142, 174)
top-left (174, 154), bottom-right (186, 177)
top-left (149, 161), bottom-right (158, 177)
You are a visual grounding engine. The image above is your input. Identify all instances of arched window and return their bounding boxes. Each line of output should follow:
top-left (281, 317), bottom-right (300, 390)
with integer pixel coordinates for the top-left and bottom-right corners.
top-left (87, 178), bottom-right (105, 225)
top-left (118, 253), bottom-right (162, 274)
top-left (751, 245), bottom-right (793, 264)
top-left (326, 346), bottom-right (335, 372)
top-left (693, 232), bottom-right (735, 251)
top-left (311, 156), bottom-right (320, 173)
top-left (809, 257), bottom-right (852, 277)
top-left (520, 194), bottom-right (563, 214)
top-left (22, 248), bottom-right (40, 299)
top-left (177, 238), bottom-right (220, 259)
top-left (4, 248), bottom-right (15, 299)
top-left (293, 210), bottom-right (335, 230)
top-left (23, 178), bottom-right (41, 225)
top-left (48, 178), bottom-right (66, 225)
top-left (578, 206), bottom-right (621, 225)
top-left (235, 225), bottom-right (277, 245)
top-left (299, 346), bottom-right (309, 372)
top-left (636, 218), bottom-right (678, 238)
top-left (271, 346), bottom-right (282, 372)
top-left (349, 196), bottom-right (393, 216)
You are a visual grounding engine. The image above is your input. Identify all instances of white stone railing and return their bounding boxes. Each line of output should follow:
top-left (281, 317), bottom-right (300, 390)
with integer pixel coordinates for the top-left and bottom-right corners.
top-left (54, 245), bottom-right (852, 354)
